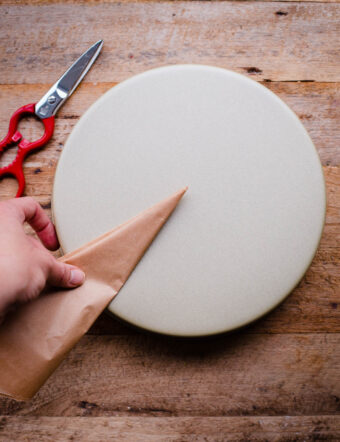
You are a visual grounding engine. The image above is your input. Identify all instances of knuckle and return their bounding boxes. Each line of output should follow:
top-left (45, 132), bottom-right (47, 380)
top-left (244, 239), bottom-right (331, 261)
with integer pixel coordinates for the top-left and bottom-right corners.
top-left (23, 196), bottom-right (35, 205)
top-left (61, 265), bottom-right (71, 285)
top-left (24, 269), bottom-right (46, 302)
top-left (34, 272), bottom-right (47, 296)
top-left (24, 196), bottom-right (39, 213)
top-left (55, 263), bottom-right (70, 286)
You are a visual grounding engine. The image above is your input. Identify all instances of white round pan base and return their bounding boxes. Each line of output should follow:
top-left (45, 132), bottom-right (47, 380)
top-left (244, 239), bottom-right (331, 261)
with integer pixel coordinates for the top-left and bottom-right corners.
top-left (53, 65), bottom-right (326, 337)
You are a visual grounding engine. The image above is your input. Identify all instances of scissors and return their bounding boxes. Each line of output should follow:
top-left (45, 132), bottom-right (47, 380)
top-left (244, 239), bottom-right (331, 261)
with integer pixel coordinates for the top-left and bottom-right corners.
top-left (0, 40), bottom-right (103, 197)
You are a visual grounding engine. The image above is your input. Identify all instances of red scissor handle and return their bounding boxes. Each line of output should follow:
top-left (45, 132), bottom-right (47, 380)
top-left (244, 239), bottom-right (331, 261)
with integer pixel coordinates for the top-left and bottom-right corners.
top-left (0, 103), bottom-right (55, 197)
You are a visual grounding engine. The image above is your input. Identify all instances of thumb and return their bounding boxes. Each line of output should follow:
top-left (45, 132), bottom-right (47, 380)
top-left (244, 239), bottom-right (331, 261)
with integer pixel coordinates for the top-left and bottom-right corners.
top-left (47, 259), bottom-right (85, 289)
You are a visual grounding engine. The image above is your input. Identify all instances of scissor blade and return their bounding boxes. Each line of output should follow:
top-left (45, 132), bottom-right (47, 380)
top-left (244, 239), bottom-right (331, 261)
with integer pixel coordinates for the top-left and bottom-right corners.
top-left (35, 40), bottom-right (103, 119)
top-left (58, 40), bottom-right (103, 97)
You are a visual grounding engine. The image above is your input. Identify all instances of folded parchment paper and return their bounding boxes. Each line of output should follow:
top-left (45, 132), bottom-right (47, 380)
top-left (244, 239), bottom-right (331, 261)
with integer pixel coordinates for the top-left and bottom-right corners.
top-left (0, 188), bottom-right (186, 400)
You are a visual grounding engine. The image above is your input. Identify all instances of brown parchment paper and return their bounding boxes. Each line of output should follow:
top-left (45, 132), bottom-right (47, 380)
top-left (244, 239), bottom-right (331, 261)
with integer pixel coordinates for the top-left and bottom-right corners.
top-left (0, 188), bottom-right (186, 401)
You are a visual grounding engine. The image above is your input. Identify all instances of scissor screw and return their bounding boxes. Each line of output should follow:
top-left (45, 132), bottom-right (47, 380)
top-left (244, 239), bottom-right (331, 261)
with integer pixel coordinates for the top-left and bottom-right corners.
top-left (48, 96), bottom-right (56, 104)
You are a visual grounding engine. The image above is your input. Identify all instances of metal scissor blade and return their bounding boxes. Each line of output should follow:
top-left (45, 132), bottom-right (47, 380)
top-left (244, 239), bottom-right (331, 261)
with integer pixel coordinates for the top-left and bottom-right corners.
top-left (58, 40), bottom-right (103, 97)
top-left (35, 40), bottom-right (103, 119)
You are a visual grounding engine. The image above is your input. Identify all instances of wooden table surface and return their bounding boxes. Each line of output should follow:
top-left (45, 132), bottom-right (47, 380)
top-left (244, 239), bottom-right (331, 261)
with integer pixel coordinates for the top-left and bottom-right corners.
top-left (0, 1), bottom-right (339, 440)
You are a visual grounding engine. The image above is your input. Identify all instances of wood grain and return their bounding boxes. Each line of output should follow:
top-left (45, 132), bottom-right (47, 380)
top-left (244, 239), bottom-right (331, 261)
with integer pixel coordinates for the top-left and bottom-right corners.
top-left (0, 3), bottom-right (339, 83)
top-left (1, 416), bottom-right (340, 441)
top-left (0, 334), bottom-right (339, 416)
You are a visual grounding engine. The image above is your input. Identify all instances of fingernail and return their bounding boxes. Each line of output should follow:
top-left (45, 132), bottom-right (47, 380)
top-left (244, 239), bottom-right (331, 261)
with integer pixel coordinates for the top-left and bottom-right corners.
top-left (70, 269), bottom-right (85, 286)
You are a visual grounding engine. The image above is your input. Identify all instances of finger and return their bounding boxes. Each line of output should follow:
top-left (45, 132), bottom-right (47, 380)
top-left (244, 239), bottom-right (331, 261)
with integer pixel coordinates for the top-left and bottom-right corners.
top-left (47, 259), bottom-right (85, 288)
top-left (8, 197), bottom-right (59, 251)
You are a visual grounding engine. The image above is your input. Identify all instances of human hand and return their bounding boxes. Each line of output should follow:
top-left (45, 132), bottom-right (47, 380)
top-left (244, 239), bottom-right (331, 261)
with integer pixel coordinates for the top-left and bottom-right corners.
top-left (0, 197), bottom-right (85, 320)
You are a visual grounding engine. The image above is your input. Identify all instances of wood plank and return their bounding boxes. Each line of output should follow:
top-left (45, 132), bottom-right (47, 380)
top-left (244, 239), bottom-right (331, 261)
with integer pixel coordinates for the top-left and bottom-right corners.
top-left (0, 82), bottom-right (339, 168)
top-left (0, 333), bottom-right (339, 416)
top-left (0, 3), bottom-right (339, 83)
top-left (1, 416), bottom-right (340, 441)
